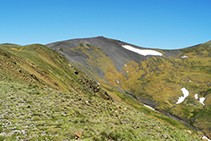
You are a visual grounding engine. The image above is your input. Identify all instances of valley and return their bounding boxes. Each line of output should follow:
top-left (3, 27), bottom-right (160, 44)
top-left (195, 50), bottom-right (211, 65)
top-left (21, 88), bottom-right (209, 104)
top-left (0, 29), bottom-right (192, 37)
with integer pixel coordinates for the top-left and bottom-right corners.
top-left (47, 36), bottom-right (211, 139)
top-left (0, 38), bottom-right (210, 140)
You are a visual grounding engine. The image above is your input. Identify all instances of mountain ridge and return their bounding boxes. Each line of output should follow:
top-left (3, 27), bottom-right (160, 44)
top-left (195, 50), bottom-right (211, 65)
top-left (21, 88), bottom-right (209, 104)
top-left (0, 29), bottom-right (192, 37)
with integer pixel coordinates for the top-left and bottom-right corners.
top-left (47, 36), bottom-right (207, 50)
top-left (0, 43), bottom-right (204, 140)
top-left (47, 36), bottom-right (211, 138)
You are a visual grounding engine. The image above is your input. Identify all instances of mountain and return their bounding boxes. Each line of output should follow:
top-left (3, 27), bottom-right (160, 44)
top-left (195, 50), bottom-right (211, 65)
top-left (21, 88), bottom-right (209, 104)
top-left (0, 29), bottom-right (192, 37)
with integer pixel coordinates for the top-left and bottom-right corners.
top-left (47, 36), bottom-right (211, 138)
top-left (0, 43), bottom-right (203, 140)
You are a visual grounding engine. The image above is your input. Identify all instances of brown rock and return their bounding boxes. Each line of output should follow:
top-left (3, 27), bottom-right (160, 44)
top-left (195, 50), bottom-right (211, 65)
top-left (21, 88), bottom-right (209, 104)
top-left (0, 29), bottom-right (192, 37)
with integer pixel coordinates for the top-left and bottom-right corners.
top-left (75, 131), bottom-right (82, 138)
top-left (162, 134), bottom-right (168, 139)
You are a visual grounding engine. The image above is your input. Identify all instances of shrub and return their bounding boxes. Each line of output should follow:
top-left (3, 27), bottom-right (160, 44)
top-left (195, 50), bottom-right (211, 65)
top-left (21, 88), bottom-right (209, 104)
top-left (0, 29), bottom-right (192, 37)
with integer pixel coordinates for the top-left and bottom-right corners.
top-left (79, 43), bottom-right (84, 47)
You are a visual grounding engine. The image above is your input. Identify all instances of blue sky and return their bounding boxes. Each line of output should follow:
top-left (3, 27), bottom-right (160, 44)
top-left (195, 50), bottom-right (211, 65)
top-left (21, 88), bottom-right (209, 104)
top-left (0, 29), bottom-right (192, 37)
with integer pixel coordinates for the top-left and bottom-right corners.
top-left (0, 0), bottom-right (211, 49)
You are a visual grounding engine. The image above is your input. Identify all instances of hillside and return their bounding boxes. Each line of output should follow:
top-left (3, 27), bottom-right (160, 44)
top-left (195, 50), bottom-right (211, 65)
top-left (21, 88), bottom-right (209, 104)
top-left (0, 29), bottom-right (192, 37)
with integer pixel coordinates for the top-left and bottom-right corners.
top-left (47, 36), bottom-right (211, 139)
top-left (0, 43), bottom-right (203, 140)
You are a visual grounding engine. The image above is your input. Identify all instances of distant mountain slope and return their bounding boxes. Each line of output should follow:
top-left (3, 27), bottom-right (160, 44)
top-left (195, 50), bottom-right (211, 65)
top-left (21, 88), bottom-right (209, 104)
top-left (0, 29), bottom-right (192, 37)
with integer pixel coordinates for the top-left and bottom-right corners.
top-left (47, 37), bottom-right (211, 138)
top-left (0, 43), bottom-right (202, 140)
top-left (47, 37), bottom-right (181, 81)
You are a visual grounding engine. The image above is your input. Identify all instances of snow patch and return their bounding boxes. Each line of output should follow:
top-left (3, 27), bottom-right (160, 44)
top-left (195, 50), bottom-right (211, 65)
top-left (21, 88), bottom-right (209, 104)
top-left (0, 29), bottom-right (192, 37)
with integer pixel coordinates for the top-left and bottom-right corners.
top-left (194, 94), bottom-right (198, 100)
top-left (124, 64), bottom-right (127, 67)
top-left (95, 80), bottom-right (100, 85)
top-left (126, 71), bottom-right (129, 73)
top-left (181, 56), bottom-right (188, 58)
top-left (199, 97), bottom-right (206, 105)
top-left (202, 136), bottom-right (211, 141)
top-left (176, 88), bottom-right (189, 104)
top-left (144, 104), bottom-right (155, 110)
top-left (122, 45), bottom-right (163, 56)
top-left (189, 80), bottom-right (191, 82)
top-left (116, 80), bottom-right (120, 84)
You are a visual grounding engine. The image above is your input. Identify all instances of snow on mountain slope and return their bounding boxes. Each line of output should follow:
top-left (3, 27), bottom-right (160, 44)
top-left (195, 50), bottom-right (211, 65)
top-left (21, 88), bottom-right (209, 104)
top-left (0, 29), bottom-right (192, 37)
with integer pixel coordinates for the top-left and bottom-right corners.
top-left (176, 88), bottom-right (189, 104)
top-left (199, 97), bottom-right (206, 105)
top-left (47, 37), bottom-right (211, 138)
top-left (194, 94), bottom-right (198, 99)
top-left (144, 104), bottom-right (155, 110)
top-left (122, 45), bottom-right (163, 56)
top-left (202, 136), bottom-right (211, 141)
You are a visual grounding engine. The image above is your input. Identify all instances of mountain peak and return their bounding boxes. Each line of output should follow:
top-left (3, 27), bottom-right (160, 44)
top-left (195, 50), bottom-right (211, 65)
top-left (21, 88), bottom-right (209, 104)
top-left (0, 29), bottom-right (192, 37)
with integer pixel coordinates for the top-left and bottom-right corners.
top-left (47, 37), bottom-right (211, 138)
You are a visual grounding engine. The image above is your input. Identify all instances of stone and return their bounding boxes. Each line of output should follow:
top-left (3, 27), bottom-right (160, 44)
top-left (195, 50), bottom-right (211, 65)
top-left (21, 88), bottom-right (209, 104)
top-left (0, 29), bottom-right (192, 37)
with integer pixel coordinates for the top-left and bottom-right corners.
top-left (162, 134), bottom-right (168, 139)
top-left (75, 131), bottom-right (82, 139)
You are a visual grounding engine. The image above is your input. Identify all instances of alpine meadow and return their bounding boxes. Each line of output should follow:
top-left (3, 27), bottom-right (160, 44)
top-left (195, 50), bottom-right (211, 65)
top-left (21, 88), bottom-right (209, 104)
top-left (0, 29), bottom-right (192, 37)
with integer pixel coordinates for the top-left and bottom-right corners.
top-left (1, 36), bottom-right (211, 140)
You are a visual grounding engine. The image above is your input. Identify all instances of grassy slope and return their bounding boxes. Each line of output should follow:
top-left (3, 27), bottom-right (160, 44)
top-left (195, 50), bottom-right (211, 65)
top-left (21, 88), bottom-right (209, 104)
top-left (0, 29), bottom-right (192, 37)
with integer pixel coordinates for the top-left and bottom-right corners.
top-left (54, 41), bottom-right (211, 138)
top-left (0, 44), bottom-right (201, 140)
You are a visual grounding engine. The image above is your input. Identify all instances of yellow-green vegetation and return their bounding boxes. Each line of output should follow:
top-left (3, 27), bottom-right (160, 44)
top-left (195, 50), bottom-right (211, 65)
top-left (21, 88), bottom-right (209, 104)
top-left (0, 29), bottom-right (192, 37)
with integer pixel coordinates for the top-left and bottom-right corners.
top-left (0, 43), bottom-right (202, 140)
top-left (0, 44), bottom-right (109, 100)
top-left (0, 81), bottom-right (200, 140)
top-left (62, 41), bottom-right (211, 138)
top-left (121, 52), bottom-right (211, 137)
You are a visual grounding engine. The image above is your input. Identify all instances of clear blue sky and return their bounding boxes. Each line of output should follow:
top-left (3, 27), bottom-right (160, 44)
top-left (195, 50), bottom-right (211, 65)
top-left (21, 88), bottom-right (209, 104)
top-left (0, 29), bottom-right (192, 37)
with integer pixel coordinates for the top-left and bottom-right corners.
top-left (1, 0), bottom-right (211, 49)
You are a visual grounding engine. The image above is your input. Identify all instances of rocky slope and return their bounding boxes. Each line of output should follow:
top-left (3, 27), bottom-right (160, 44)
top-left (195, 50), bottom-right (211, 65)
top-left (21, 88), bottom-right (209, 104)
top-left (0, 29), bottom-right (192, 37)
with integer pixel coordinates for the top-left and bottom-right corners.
top-left (47, 36), bottom-right (211, 138)
top-left (0, 43), bottom-right (202, 140)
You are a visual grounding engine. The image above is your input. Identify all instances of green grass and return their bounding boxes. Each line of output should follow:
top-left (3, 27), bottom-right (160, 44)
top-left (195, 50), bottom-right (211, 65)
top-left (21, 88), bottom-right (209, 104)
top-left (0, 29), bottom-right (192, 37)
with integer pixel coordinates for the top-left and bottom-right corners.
top-left (81, 42), bottom-right (211, 137)
top-left (0, 81), bottom-right (201, 140)
top-left (0, 43), bottom-right (203, 140)
top-left (57, 42), bottom-right (211, 138)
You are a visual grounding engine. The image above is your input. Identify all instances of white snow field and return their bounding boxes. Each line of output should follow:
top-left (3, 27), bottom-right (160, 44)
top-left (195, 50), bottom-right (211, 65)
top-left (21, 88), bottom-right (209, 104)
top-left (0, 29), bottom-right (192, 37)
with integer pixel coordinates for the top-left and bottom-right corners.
top-left (194, 94), bottom-right (198, 99)
top-left (199, 97), bottom-right (206, 105)
top-left (181, 56), bottom-right (188, 58)
top-left (122, 45), bottom-right (163, 56)
top-left (144, 104), bottom-right (155, 110)
top-left (116, 80), bottom-right (120, 84)
top-left (176, 88), bottom-right (189, 104)
top-left (202, 136), bottom-right (211, 141)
